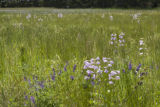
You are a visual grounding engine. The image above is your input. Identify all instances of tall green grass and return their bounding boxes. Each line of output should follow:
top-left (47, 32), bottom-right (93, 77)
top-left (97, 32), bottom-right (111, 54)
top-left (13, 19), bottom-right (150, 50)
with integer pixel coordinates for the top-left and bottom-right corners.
top-left (0, 9), bottom-right (160, 107)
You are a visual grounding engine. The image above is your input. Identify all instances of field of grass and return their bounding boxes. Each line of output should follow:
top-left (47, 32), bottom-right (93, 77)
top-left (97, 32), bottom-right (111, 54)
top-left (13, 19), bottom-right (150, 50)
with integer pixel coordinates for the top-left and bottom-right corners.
top-left (0, 8), bottom-right (160, 107)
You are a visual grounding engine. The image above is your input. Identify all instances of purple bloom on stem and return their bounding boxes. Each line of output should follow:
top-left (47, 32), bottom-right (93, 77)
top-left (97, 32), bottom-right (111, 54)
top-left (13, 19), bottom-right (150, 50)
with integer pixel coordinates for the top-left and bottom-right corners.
top-left (64, 62), bottom-right (68, 71)
top-left (136, 64), bottom-right (141, 71)
top-left (129, 61), bottom-right (132, 70)
top-left (52, 68), bottom-right (55, 72)
top-left (92, 74), bottom-right (96, 80)
top-left (122, 69), bottom-right (125, 73)
top-left (30, 96), bottom-right (35, 104)
top-left (58, 70), bottom-right (62, 75)
top-left (25, 96), bottom-right (28, 100)
top-left (38, 81), bottom-right (44, 89)
top-left (24, 76), bottom-right (27, 81)
top-left (104, 69), bottom-right (109, 73)
top-left (70, 76), bottom-right (74, 80)
top-left (91, 81), bottom-right (95, 86)
top-left (73, 64), bottom-right (76, 72)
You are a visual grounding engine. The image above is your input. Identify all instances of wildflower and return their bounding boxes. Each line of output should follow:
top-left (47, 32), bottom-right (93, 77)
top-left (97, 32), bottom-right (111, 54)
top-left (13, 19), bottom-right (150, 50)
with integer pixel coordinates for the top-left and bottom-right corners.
top-left (51, 71), bottom-right (55, 81)
top-left (26, 13), bottom-right (31, 19)
top-left (110, 71), bottom-right (117, 76)
top-left (136, 64), bottom-right (141, 71)
top-left (58, 70), bottom-right (62, 75)
top-left (73, 64), bottom-right (76, 72)
top-left (110, 16), bottom-right (113, 21)
top-left (91, 81), bottom-right (95, 85)
top-left (128, 61), bottom-right (132, 70)
top-left (122, 69), bottom-right (125, 73)
top-left (109, 81), bottom-right (114, 84)
top-left (58, 13), bottom-right (63, 18)
top-left (104, 69), bottom-right (109, 73)
top-left (96, 57), bottom-right (100, 60)
top-left (97, 69), bottom-right (103, 74)
top-left (110, 61), bottom-right (114, 64)
top-left (116, 70), bottom-right (120, 74)
top-left (30, 96), bottom-right (35, 104)
top-left (86, 70), bottom-right (94, 75)
top-left (70, 76), bottom-right (74, 80)
top-left (139, 40), bottom-right (144, 45)
top-left (108, 64), bottom-right (112, 67)
top-left (92, 74), bottom-right (96, 80)
top-left (24, 76), bottom-right (27, 81)
top-left (38, 81), bottom-right (44, 89)
top-left (25, 96), bottom-right (28, 100)
top-left (84, 76), bottom-right (90, 80)
top-left (115, 76), bottom-right (120, 80)
top-left (96, 61), bottom-right (100, 65)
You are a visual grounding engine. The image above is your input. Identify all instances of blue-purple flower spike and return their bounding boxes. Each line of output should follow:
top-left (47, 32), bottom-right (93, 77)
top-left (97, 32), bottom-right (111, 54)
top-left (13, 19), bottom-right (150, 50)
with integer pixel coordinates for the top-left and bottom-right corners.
top-left (64, 62), bottom-right (69, 71)
top-left (128, 61), bottom-right (132, 70)
top-left (136, 64), bottom-right (141, 71)
top-left (73, 64), bottom-right (76, 72)
top-left (30, 96), bottom-right (35, 104)
top-left (70, 76), bottom-right (74, 80)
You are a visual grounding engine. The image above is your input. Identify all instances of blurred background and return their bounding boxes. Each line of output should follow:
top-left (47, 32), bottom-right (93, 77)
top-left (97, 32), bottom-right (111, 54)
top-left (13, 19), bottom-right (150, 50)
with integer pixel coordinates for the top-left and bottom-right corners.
top-left (0, 0), bottom-right (160, 8)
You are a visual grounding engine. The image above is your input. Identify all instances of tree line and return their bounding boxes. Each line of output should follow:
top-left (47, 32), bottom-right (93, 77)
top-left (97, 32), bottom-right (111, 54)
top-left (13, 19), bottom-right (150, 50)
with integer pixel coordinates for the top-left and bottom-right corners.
top-left (0, 0), bottom-right (160, 8)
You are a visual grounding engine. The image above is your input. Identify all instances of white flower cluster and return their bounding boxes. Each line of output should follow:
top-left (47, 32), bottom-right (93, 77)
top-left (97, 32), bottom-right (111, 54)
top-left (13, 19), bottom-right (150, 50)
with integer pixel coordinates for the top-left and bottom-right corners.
top-left (110, 32), bottom-right (125, 46)
top-left (83, 57), bottom-right (120, 85)
top-left (139, 38), bottom-right (148, 56)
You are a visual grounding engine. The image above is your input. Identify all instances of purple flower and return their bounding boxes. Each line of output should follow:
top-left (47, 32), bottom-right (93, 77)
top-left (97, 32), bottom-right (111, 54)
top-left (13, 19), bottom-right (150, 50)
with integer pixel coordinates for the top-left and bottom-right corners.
top-left (70, 76), bottom-right (74, 80)
top-left (96, 57), bottom-right (100, 60)
top-left (30, 96), bottom-right (35, 104)
top-left (38, 81), bottom-right (44, 89)
top-left (128, 61), bottom-right (132, 70)
top-left (122, 69), bottom-right (125, 73)
top-left (104, 69), bottom-right (109, 73)
top-left (96, 61), bottom-right (100, 65)
top-left (86, 70), bottom-right (94, 75)
top-left (97, 69), bottom-right (103, 74)
top-left (51, 71), bottom-right (55, 81)
top-left (64, 62), bottom-right (68, 71)
top-left (115, 76), bottom-right (120, 80)
top-left (92, 74), bottom-right (96, 80)
top-left (25, 96), bottom-right (28, 100)
top-left (24, 76), bottom-right (27, 81)
top-left (110, 71), bottom-right (117, 76)
top-left (73, 64), bottom-right (76, 72)
top-left (58, 70), bottom-right (62, 75)
top-left (91, 81), bottom-right (95, 86)
top-left (136, 64), bottom-right (141, 71)
top-left (110, 61), bottom-right (114, 64)
top-left (84, 76), bottom-right (90, 80)
top-left (109, 81), bottom-right (114, 84)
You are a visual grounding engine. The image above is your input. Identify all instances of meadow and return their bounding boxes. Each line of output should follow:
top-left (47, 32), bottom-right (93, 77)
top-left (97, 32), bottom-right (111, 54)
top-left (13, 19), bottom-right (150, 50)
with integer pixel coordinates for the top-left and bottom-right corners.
top-left (0, 8), bottom-right (160, 107)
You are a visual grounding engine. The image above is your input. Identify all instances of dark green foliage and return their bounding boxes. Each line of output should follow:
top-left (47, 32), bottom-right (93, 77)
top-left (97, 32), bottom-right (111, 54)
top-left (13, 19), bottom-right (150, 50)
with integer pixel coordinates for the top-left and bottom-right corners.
top-left (0, 0), bottom-right (160, 8)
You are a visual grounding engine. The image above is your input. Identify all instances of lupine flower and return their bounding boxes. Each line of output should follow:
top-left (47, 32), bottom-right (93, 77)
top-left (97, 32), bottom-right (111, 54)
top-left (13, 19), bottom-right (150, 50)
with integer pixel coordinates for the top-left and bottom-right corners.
top-left (129, 61), bottom-right (132, 70)
top-left (30, 96), bottom-right (35, 104)
top-left (136, 64), bottom-right (141, 71)
top-left (70, 76), bottom-right (74, 80)
top-left (64, 62), bottom-right (68, 71)
top-left (122, 69), bottom-right (125, 73)
top-left (25, 96), bottom-right (28, 100)
top-left (96, 61), bottom-right (100, 65)
top-left (58, 70), bottom-right (62, 75)
top-left (51, 71), bottom-right (55, 81)
top-left (38, 81), bottom-right (44, 89)
top-left (73, 64), bottom-right (76, 72)
top-left (24, 76), bottom-right (27, 81)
